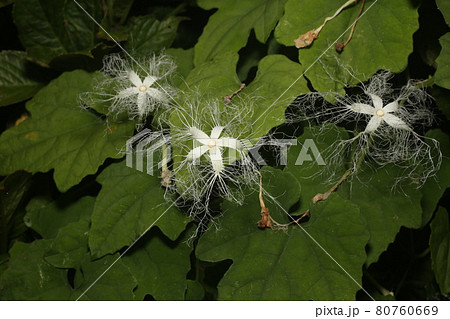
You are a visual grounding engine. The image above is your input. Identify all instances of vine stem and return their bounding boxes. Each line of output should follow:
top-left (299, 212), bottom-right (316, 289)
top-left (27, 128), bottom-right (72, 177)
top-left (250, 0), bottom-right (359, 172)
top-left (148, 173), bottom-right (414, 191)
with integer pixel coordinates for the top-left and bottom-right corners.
top-left (313, 132), bottom-right (372, 203)
top-left (257, 171), bottom-right (310, 229)
top-left (335, 0), bottom-right (366, 52)
top-left (316, 0), bottom-right (359, 34)
top-left (295, 0), bottom-right (359, 48)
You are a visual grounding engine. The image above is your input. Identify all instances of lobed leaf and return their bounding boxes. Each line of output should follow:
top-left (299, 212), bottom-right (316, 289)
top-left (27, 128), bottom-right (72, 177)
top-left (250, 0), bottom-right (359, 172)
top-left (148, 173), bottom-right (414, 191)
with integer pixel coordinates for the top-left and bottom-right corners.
top-left (275, 0), bottom-right (419, 93)
top-left (0, 240), bottom-right (72, 300)
top-left (284, 124), bottom-right (424, 265)
top-left (246, 54), bottom-right (309, 139)
top-left (197, 166), bottom-right (369, 300)
top-left (194, 0), bottom-right (288, 65)
top-left (24, 196), bottom-right (94, 239)
top-left (122, 228), bottom-right (193, 300)
top-left (126, 15), bottom-right (184, 57)
top-left (89, 161), bottom-right (190, 257)
top-left (0, 70), bottom-right (135, 192)
top-left (13, 0), bottom-right (102, 66)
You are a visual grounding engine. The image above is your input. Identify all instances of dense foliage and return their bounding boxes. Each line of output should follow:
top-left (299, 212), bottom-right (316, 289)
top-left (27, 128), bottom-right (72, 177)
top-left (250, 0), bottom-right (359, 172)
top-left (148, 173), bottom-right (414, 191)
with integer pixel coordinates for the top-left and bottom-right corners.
top-left (0, 0), bottom-right (449, 300)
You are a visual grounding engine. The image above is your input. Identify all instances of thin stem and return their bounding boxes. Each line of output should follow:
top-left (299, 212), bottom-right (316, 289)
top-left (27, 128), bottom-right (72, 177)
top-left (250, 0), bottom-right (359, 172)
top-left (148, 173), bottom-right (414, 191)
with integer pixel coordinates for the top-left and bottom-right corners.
top-left (295, 0), bottom-right (359, 48)
top-left (223, 83), bottom-right (246, 105)
top-left (336, 0), bottom-right (366, 52)
top-left (316, 0), bottom-right (359, 34)
top-left (313, 133), bottom-right (373, 203)
top-left (257, 171), bottom-right (310, 229)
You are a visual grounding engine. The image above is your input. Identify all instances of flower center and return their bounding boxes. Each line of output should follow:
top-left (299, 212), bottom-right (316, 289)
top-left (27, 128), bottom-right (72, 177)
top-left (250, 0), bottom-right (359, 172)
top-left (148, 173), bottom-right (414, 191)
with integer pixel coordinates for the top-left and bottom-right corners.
top-left (376, 109), bottom-right (385, 117)
top-left (139, 85), bottom-right (147, 92)
top-left (208, 140), bottom-right (216, 148)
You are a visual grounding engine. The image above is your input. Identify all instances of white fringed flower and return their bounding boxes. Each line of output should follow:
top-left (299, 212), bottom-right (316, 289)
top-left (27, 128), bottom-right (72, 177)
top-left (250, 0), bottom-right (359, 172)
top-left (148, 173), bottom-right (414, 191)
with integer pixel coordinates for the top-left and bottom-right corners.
top-left (118, 71), bottom-right (168, 117)
top-left (290, 71), bottom-right (441, 186)
top-left (187, 126), bottom-right (244, 176)
top-left (347, 94), bottom-right (411, 132)
top-left (158, 92), bottom-right (260, 237)
top-left (81, 53), bottom-right (176, 127)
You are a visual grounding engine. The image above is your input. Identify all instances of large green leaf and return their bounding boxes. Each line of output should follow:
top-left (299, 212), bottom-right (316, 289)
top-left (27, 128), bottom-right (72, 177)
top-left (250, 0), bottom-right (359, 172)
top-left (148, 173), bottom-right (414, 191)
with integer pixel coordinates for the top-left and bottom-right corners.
top-left (73, 254), bottom-right (136, 301)
top-left (24, 196), bottom-right (94, 239)
top-left (44, 216), bottom-right (91, 269)
top-left (246, 54), bottom-right (309, 139)
top-left (12, 0), bottom-right (102, 66)
top-left (125, 15), bottom-right (184, 56)
top-left (89, 161), bottom-right (190, 257)
top-left (197, 167), bottom-right (369, 300)
top-left (194, 0), bottom-right (288, 65)
top-left (347, 165), bottom-right (423, 265)
top-left (435, 33), bottom-right (450, 90)
top-left (421, 130), bottom-right (450, 226)
top-left (284, 124), bottom-right (423, 265)
top-left (122, 228), bottom-right (193, 300)
top-left (0, 70), bottom-right (135, 192)
top-left (430, 207), bottom-right (450, 294)
top-left (0, 240), bottom-right (136, 300)
top-left (165, 48), bottom-right (194, 86)
top-left (0, 240), bottom-right (72, 300)
top-left (275, 0), bottom-right (419, 93)
top-left (0, 51), bottom-right (45, 107)
top-left (183, 50), bottom-right (241, 97)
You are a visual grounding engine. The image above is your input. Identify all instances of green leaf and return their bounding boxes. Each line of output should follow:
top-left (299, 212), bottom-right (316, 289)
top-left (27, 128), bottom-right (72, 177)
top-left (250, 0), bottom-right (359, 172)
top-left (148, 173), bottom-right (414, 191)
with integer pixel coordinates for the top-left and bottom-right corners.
top-left (0, 70), bottom-right (135, 192)
top-left (435, 33), bottom-right (450, 89)
top-left (73, 254), bottom-right (136, 301)
top-left (0, 240), bottom-right (135, 300)
top-left (44, 213), bottom-right (92, 269)
top-left (185, 280), bottom-right (205, 301)
top-left (24, 196), bottom-right (94, 239)
top-left (347, 166), bottom-right (423, 265)
top-left (194, 0), bottom-right (288, 65)
top-left (126, 15), bottom-right (184, 56)
top-left (183, 50), bottom-right (241, 97)
top-left (122, 228), bottom-right (193, 300)
top-left (12, 0), bottom-right (102, 66)
top-left (89, 161), bottom-right (190, 257)
top-left (0, 51), bottom-right (45, 106)
top-left (421, 130), bottom-right (450, 226)
top-left (430, 207), bottom-right (450, 294)
top-left (0, 240), bottom-right (72, 300)
top-left (246, 54), bottom-right (309, 139)
top-left (275, 0), bottom-right (419, 93)
top-left (0, 171), bottom-right (32, 253)
top-left (436, 0), bottom-right (450, 24)
top-left (97, 0), bottom-right (134, 41)
top-left (197, 166), bottom-right (368, 300)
